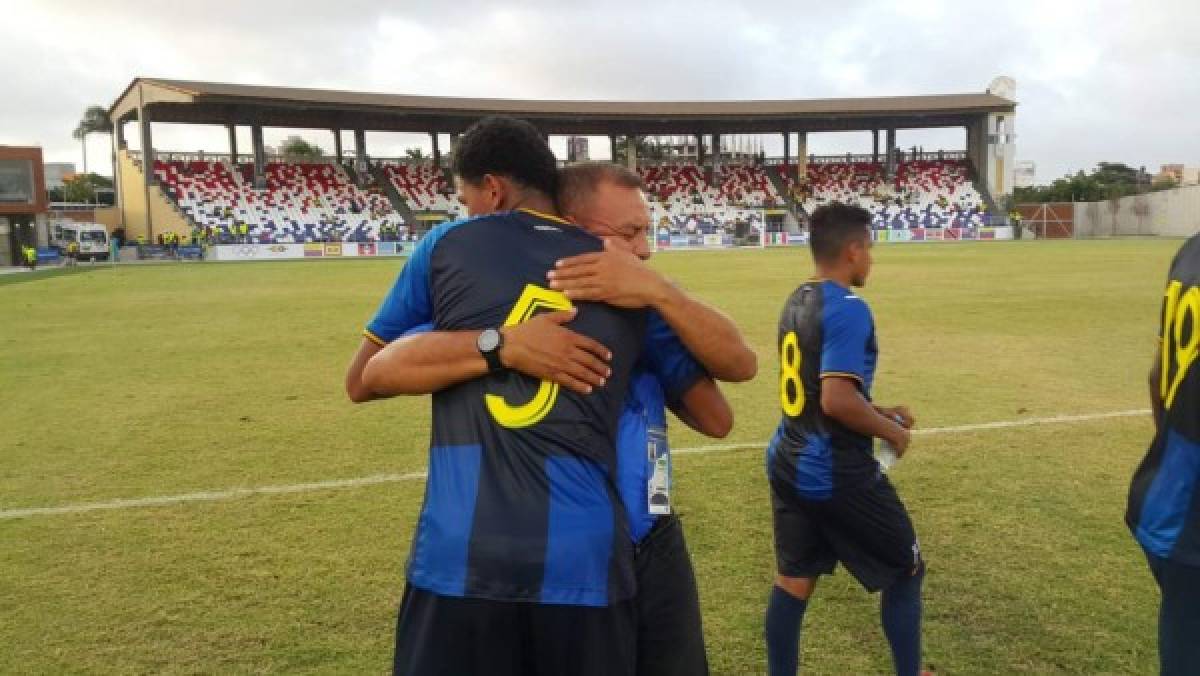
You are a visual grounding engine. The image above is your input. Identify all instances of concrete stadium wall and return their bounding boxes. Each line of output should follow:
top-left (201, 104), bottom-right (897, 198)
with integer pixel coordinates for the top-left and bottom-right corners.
top-left (1073, 185), bottom-right (1200, 238)
top-left (117, 150), bottom-right (190, 242)
top-left (94, 207), bottom-right (122, 229)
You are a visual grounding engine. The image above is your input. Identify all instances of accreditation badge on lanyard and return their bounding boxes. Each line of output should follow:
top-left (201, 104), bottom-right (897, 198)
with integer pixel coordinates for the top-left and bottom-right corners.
top-left (646, 425), bottom-right (671, 515)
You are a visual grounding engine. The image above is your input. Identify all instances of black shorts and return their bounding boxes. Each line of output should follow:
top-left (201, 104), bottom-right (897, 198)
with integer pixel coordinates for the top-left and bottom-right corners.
top-left (392, 585), bottom-right (636, 676)
top-left (771, 472), bottom-right (922, 592)
top-left (1144, 550), bottom-right (1200, 674)
top-left (634, 516), bottom-right (708, 676)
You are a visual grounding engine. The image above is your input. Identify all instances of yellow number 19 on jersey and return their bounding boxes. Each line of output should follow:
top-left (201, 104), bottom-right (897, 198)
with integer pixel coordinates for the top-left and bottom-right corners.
top-left (486, 284), bottom-right (575, 429)
top-left (1162, 280), bottom-right (1199, 410)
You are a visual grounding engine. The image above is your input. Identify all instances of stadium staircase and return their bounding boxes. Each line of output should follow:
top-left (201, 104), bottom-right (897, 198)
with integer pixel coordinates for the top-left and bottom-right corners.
top-left (369, 164), bottom-right (419, 225)
top-left (340, 162), bottom-right (363, 186)
top-left (966, 162), bottom-right (1006, 225)
top-left (766, 166), bottom-right (807, 225)
top-left (119, 150), bottom-right (196, 237)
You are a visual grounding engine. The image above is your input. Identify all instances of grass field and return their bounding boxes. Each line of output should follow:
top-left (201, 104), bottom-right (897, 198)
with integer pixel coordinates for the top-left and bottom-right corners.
top-left (0, 239), bottom-right (1180, 674)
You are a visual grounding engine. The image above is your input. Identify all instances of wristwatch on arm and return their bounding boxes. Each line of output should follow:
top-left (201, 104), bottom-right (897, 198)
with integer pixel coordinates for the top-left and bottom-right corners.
top-left (477, 328), bottom-right (505, 373)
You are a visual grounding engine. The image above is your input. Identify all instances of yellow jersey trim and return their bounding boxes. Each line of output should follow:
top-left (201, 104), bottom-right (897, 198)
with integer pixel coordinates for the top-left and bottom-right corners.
top-left (363, 330), bottom-right (387, 347)
top-left (820, 371), bottom-right (864, 384)
top-left (517, 207), bottom-right (572, 226)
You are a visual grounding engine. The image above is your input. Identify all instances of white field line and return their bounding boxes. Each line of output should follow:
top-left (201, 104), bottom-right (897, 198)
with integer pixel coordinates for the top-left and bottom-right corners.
top-left (0, 409), bottom-right (1149, 520)
top-left (673, 408), bottom-right (1151, 456)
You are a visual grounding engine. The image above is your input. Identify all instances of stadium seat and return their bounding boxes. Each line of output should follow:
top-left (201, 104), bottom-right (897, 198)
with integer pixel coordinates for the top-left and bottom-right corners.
top-left (381, 162), bottom-right (466, 219)
top-left (800, 160), bottom-right (987, 229)
top-left (154, 159), bottom-right (405, 243)
top-left (637, 163), bottom-right (776, 235)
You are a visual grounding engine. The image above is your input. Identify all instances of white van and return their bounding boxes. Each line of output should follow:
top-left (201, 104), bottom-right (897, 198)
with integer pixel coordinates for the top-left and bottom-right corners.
top-left (50, 221), bottom-right (110, 261)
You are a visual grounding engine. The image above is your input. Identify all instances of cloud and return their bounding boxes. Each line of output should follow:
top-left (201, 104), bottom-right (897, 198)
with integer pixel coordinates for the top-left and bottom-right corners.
top-left (3, 0), bottom-right (1198, 183)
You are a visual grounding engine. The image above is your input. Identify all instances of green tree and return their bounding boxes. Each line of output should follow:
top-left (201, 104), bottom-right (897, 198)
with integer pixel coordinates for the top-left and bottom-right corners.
top-left (1013, 162), bottom-right (1158, 204)
top-left (613, 136), bottom-right (667, 164)
top-left (405, 147), bottom-right (426, 160)
top-left (59, 173), bottom-right (114, 203)
top-left (72, 105), bottom-right (112, 175)
top-left (280, 138), bottom-right (324, 158)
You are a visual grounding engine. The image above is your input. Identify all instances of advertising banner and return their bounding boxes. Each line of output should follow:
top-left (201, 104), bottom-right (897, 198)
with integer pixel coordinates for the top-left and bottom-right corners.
top-left (208, 242), bottom-right (409, 261)
top-left (138, 245), bottom-right (173, 260)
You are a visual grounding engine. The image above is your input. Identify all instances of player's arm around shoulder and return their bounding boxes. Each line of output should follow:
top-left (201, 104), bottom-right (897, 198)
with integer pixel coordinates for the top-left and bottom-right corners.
top-left (670, 376), bottom-right (733, 439)
top-left (346, 337), bottom-right (385, 403)
top-left (358, 312), bottom-right (613, 399)
top-left (547, 239), bottom-right (757, 383)
top-left (347, 227), bottom-right (443, 403)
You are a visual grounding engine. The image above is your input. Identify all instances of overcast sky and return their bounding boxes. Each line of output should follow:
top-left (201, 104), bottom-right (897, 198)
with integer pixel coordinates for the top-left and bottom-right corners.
top-left (3, 0), bottom-right (1197, 183)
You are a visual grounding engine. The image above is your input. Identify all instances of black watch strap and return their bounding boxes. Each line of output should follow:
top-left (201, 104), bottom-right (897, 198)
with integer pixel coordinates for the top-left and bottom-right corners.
top-left (478, 328), bottom-right (505, 372)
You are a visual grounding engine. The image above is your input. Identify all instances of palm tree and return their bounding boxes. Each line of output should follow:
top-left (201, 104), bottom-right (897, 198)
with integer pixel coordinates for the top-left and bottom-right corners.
top-left (72, 106), bottom-right (113, 175)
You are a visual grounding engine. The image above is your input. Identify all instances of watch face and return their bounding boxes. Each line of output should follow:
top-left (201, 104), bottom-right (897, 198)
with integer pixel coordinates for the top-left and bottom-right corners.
top-left (478, 329), bottom-right (501, 352)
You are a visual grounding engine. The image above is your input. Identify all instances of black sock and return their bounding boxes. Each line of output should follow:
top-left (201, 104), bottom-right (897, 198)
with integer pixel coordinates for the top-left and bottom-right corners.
top-left (881, 568), bottom-right (924, 676)
top-left (765, 585), bottom-right (809, 676)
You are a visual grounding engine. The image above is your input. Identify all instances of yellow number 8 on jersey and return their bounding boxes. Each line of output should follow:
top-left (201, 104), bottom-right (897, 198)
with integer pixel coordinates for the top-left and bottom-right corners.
top-left (486, 284), bottom-right (574, 429)
top-left (780, 331), bottom-right (805, 417)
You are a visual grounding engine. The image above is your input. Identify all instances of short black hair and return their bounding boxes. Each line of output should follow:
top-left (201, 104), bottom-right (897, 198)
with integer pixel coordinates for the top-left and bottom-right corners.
top-left (808, 203), bottom-right (872, 263)
top-left (452, 116), bottom-right (558, 198)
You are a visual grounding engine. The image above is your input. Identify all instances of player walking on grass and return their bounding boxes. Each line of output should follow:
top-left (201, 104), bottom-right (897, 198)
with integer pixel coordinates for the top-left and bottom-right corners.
top-left (763, 203), bottom-right (925, 676)
top-left (1126, 233), bottom-right (1200, 675)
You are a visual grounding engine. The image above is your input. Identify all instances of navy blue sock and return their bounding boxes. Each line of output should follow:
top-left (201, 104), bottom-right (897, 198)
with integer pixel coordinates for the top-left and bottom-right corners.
top-left (880, 568), bottom-right (924, 676)
top-left (765, 585), bottom-right (809, 676)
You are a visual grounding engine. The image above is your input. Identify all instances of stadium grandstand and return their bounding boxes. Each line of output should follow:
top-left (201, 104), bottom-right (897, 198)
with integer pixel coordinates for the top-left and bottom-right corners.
top-left (106, 76), bottom-right (1017, 251)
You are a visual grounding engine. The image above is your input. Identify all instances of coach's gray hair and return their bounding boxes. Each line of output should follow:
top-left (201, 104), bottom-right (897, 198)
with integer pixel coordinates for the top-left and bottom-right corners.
top-left (556, 162), bottom-right (645, 216)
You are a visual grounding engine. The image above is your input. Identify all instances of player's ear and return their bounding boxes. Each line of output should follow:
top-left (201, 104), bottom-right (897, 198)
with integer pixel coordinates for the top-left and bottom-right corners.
top-left (843, 238), bottom-right (861, 264)
top-left (482, 174), bottom-right (504, 210)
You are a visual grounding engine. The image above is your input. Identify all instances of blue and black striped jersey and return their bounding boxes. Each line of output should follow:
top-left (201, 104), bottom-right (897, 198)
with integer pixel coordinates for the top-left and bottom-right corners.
top-left (766, 279), bottom-right (880, 499)
top-left (365, 209), bottom-right (647, 606)
top-left (1128, 234), bottom-right (1200, 566)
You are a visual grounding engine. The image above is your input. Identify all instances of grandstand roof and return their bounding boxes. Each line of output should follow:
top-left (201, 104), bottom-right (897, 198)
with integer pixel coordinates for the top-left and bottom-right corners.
top-left (110, 77), bottom-right (1017, 135)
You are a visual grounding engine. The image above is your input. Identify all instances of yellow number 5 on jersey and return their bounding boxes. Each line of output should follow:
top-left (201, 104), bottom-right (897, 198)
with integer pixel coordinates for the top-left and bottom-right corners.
top-left (780, 331), bottom-right (805, 417)
top-left (1162, 280), bottom-right (1199, 410)
top-left (486, 284), bottom-right (574, 429)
